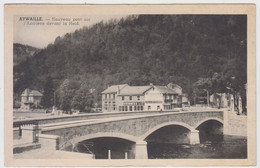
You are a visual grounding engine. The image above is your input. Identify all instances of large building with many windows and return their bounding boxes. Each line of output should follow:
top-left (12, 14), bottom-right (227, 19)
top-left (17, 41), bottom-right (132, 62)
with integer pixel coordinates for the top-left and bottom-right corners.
top-left (101, 84), bottom-right (128, 112)
top-left (116, 85), bottom-right (152, 112)
top-left (101, 83), bottom-right (186, 112)
top-left (144, 85), bottom-right (180, 111)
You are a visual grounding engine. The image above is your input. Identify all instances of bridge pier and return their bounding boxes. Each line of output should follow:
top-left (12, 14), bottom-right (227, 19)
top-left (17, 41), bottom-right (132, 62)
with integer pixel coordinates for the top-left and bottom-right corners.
top-left (223, 110), bottom-right (229, 134)
top-left (135, 141), bottom-right (148, 159)
top-left (189, 130), bottom-right (200, 144)
top-left (38, 134), bottom-right (60, 151)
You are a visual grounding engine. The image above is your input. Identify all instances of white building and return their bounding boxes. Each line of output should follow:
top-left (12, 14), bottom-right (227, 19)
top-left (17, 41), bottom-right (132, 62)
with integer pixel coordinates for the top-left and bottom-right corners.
top-left (101, 83), bottom-right (187, 112)
top-left (144, 85), bottom-right (180, 111)
top-left (116, 85), bottom-right (152, 112)
top-left (20, 88), bottom-right (43, 110)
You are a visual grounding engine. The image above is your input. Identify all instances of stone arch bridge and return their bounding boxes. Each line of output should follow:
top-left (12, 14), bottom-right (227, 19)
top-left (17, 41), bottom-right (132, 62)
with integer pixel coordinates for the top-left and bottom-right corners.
top-left (34, 110), bottom-right (228, 159)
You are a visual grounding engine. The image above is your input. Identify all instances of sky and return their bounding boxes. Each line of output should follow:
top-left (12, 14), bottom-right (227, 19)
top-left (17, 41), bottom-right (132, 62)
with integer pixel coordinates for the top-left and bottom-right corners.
top-left (14, 15), bottom-right (127, 48)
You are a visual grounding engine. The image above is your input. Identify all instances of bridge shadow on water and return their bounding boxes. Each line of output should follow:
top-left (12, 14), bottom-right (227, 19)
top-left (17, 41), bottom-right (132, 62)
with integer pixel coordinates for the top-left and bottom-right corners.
top-left (147, 120), bottom-right (247, 159)
top-left (74, 137), bottom-right (136, 159)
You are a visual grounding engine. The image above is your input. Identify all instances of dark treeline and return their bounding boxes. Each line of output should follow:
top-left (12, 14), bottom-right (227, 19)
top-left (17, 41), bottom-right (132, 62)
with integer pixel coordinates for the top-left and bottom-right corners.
top-left (13, 43), bottom-right (39, 66)
top-left (13, 15), bottom-right (247, 112)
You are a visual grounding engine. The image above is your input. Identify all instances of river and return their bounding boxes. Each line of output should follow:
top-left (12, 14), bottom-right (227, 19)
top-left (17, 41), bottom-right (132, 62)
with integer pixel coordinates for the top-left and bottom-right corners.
top-left (147, 135), bottom-right (247, 159)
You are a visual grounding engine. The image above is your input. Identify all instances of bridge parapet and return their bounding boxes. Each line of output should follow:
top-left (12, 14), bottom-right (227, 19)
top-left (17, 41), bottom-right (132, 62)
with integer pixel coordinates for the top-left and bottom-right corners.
top-left (13, 110), bottom-right (169, 128)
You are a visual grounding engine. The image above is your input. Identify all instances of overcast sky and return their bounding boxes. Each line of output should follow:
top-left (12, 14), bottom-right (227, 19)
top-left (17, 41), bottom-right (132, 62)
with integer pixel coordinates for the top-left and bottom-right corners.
top-left (14, 15), bottom-right (127, 48)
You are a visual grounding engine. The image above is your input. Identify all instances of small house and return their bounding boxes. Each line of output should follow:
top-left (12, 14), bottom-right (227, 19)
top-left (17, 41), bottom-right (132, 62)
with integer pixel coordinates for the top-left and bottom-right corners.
top-left (20, 88), bottom-right (43, 110)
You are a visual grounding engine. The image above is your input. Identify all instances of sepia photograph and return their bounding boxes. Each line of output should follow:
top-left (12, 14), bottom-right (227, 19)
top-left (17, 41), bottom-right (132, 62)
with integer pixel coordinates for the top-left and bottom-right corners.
top-left (4, 4), bottom-right (256, 167)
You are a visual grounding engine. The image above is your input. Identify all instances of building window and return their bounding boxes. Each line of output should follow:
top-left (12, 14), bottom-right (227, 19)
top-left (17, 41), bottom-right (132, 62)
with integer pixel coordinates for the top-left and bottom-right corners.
top-left (105, 94), bottom-right (107, 99)
top-left (130, 96), bottom-right (132, 100)
top-left (129, 106), bottom-right (132, 111)
top-left (119, 106), bottom-right (121, 111)
top-left (137, 106), bottom-right (140, 111)
top-left (125, 106), bottom-right (128, 111)
top-left (137, 96), bottom-right (140, 100)
top-left (134, 106), bottom-right (137, 111)
top-left (122, 96), bottom-right (124, 100)
top-left (157, 106), bottom-right (160, 110)
top-left (109, 94), bottom-right (111, 99)
top-left (148, 106), bottom-right (151, 110)
top-left (122, 106), bottom-right (124, 111)
top-left (113, 94), bottom-right (115, 99)
top-left (141, 106), bottom-right (143, 111)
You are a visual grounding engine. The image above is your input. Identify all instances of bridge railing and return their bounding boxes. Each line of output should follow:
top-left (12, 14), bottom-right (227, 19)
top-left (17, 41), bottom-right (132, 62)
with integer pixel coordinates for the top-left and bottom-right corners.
top-left (13, 108), bottom-right (224, 128)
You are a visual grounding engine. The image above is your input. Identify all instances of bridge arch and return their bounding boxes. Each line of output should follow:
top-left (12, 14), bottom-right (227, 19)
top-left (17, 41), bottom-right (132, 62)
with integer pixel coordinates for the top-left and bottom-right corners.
top-left (68, 132), bottom-right (139, 145)
top-left (194, 117), bottom-right (224, 129)
top-left (139, 121), bottom-right (194, 141)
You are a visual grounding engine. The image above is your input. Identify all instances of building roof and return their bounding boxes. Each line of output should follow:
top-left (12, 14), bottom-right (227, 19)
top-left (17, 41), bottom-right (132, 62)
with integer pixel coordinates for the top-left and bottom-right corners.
top-left (21, 88), bottom-right (43, 97)
top-left (153, 85), bottom-right (178, 94)
top-left (118, 85), bottom-right (152, 96)
top-left (102, 84), bottom-right (128, 94)
top-left (29, 90), bottom-right (43, 96)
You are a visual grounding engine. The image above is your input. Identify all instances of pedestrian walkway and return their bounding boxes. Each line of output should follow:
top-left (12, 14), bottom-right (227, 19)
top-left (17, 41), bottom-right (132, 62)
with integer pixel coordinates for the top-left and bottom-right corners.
top-left (13, 148), bottom-right (93, 159)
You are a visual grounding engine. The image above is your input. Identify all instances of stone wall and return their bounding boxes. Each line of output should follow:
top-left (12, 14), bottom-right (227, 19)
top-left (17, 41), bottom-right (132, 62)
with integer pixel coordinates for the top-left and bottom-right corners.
top-left (225, 112), bottom-right (247, 136)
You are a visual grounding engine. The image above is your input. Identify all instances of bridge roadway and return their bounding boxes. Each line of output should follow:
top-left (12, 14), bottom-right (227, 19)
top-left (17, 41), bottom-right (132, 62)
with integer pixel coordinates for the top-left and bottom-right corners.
top-left (30, 109), bottom-right (226, 159)
top-left (40, 112), bottom-right (178, 131)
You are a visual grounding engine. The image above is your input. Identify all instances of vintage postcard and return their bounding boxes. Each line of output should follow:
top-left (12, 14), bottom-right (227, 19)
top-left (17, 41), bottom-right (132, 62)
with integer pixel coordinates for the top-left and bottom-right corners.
top-left (4, 4), bottom-right (256, 167)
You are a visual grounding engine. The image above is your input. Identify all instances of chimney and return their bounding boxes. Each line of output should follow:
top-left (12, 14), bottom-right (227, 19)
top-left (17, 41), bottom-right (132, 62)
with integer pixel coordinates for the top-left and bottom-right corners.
top-left (167, 83), bottom-right (173, 89)
top-left (26, 88), bottom-right (30, 96)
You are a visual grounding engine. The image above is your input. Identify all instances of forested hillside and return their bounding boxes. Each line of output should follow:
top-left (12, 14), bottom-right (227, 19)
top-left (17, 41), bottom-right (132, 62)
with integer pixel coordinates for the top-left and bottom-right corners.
top-left (13, 43), bottom-right (39, 66)
top-left (13, 15), bottom-right (247, 111)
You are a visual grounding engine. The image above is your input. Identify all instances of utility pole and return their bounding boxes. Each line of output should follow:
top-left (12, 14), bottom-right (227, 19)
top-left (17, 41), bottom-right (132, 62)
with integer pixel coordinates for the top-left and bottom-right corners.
top-left (207, 90), bottom-right (209, 107)
top-left (52, 91), bottom-right (56, 114)
top-left (203, 89), bottom-right (209, 107)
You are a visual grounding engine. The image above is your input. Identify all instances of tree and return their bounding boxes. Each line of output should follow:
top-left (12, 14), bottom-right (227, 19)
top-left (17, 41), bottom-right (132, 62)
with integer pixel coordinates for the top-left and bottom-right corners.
top-left (41, 76), bottom-right (54, 108)
top-left (56, 79), bottom-right (80, 111)
top-left (71, 85), bottom-right (94, 112)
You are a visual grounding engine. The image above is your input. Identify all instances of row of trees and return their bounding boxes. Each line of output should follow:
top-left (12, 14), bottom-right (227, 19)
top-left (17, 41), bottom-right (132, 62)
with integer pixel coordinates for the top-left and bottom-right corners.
top-left (40, 77), bottom-right (97, 112)
top-left (192, 72), bottom-right (246, 113)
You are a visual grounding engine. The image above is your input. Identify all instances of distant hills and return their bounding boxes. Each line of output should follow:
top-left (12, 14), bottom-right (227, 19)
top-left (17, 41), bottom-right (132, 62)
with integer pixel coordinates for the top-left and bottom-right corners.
top-left (13, 43), bottom-right (39, 66)
top-left (13, 15), bottom-right (247, 110)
